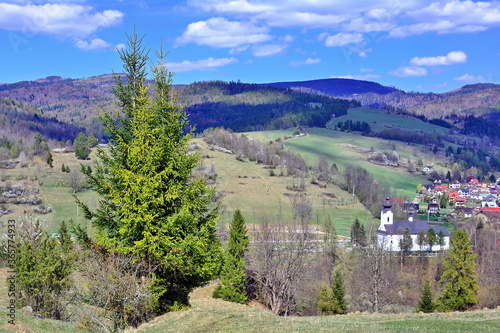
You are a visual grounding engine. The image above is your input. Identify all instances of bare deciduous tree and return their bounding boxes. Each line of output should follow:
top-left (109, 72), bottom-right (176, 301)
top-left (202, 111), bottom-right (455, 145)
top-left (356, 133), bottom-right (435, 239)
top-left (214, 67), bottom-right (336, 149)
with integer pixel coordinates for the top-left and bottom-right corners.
top-left (248, 214), bottom-right (313, 316)
top-left (68, 169), bottom-right (82, 193)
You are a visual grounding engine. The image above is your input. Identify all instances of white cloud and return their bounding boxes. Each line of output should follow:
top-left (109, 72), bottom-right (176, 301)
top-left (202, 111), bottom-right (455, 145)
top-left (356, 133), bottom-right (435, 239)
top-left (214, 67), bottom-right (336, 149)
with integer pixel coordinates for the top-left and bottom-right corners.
top-left (193, 0), bottom-right (277, 14)
top-left (258, 11), bottom-right (348, 28)
top-left (389, 66), bottom-right (427, 77)
top-left (188, 0), bottom-right (500, 40)
top-left (252, 43), bottom-right (288, 57)
top-left (288, 58), bottom-right (321, 66)
top-left (280, 34), bottom-right (294, 42)
top-left (115, 43), bottom-right (126, 52)
top-left (454, 74), bottom-right (485, 82)
top-left (389, 20), bottom-right (455, 38)
top-left (391, 0), bottom-right (500, 37)
top-left (0, 3), bottom-right (123, 38)
top-left (358, 48), bottom-right (372, 58)
top-left (229, 45), bottom-right (249, 54)
top-left (336, 74), bottom-right (381, 80)
top-left (324, 32), bottom-right (363, 47)
top-left (75, 38), bottom-right (110, 51)
top-left (166, 57), bottom-right (238, 73)
top-left (176, 17), bottom-right (272, 48)
top-left (359, 67), bottom-right (374, 73)
top-left (410, 51), bottom-right (467, 66)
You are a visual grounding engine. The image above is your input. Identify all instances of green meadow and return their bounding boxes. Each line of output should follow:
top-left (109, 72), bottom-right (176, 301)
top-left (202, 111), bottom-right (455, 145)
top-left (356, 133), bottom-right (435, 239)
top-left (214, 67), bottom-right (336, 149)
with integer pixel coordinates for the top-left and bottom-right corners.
top-left (328, 107), bottom-right (450, 134)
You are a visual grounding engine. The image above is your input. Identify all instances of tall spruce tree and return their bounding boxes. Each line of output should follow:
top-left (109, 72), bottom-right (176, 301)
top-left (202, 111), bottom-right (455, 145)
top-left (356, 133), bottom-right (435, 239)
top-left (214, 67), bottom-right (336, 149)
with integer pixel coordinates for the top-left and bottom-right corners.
top-left (331, 269), bottom-right (347, 314)
top-left (74, 132), bottom-right (90, 159)
top-left (217, 209), bottom-right (249, 303)
top-left (73, 31), bottom-right (221, 313)
top-left (417, 279), bottom-right (435, 313)
top-left (437, 230), bottom-right (479, 311)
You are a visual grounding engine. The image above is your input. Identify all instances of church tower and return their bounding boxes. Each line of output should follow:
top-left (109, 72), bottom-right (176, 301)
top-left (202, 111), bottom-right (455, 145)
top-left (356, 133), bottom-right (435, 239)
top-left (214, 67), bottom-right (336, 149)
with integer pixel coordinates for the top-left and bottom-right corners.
top-left (381, 197), bottom-right (393, 225)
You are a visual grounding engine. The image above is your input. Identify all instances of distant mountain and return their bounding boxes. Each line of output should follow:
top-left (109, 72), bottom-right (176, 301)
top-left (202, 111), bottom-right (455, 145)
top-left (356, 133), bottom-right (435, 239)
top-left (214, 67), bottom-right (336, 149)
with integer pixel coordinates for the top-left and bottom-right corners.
top-left (0, 76), bottom-right (358, 136)
top-left (263, 79), bottom-right (500, 120)
top-left (262, 78), bottom-right (400, 97)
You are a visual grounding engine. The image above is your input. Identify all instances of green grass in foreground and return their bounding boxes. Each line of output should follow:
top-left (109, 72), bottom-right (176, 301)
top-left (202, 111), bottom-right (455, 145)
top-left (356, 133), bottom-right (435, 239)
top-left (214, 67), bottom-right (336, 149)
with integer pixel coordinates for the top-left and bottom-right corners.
top-left (136, 283), bottom-right (500, 333)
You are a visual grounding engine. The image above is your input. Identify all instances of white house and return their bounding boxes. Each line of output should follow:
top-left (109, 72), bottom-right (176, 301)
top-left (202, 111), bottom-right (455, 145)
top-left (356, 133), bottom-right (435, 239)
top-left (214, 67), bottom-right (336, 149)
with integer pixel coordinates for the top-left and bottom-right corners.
top-left (422, 166), bottom-right (433, 173)
top-left (377, 198), bottom-right (450, 252)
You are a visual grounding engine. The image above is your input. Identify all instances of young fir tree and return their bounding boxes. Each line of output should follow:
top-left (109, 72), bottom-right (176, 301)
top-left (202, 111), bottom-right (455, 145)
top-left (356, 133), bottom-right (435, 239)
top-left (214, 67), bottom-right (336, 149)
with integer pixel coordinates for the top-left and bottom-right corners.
top-left (57, 220), bottom-right (73, 254)
top-left (73, 31), bottom-right (221, 313)
top-left (46, 148), bottom-right (53, 167)
top-left (15, 218), bottom-right (75, 319)
top-left (331, 269), bottom-right (347, 314)
top-left (417, 279), bottom-right (435, 313)
top-left (437, 230), bottom-right (479, 311)
top-left (65, 165), bottom-right (70, 173)
top-left (317, 284), bottom-right (335, 315)
top-left (217, 209), bottom-right (249, 304)
top-left (62, 163), bottom-right (66, 173)
top-left (88, 130), bottom-right (98, 148)
top-left (74, 132), bottom-right (90, 159)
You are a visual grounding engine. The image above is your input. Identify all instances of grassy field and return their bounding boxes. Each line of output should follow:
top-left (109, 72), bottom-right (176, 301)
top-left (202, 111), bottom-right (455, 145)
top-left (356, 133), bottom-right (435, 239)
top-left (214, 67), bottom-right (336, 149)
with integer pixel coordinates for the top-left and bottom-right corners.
top-left (0, 125), bottom-right (449, 239)
top-left (135, 282), bottom-right (500, 333)
top-left (194, 138), bottom-right (367, 236)
top-left (245, 128), bottom-right (437, 199)
top-left (327, 107), bottom-right (450, 134)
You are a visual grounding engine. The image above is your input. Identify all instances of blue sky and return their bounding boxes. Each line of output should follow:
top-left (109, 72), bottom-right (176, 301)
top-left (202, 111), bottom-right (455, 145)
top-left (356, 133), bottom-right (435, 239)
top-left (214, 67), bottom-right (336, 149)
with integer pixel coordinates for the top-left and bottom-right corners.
top-left (0, 0), bottom-right (499, 93)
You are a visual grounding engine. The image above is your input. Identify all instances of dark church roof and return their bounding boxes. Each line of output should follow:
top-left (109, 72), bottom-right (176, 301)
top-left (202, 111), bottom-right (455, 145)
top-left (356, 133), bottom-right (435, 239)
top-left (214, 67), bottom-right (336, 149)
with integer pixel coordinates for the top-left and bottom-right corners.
top-left (378, 219), bottom-right (449, 237)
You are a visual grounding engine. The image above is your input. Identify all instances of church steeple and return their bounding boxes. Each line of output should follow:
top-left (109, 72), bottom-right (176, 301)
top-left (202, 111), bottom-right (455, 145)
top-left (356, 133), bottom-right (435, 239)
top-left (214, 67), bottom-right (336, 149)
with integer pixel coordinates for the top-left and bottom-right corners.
top-left (381, 197), bottom-right (393, 225)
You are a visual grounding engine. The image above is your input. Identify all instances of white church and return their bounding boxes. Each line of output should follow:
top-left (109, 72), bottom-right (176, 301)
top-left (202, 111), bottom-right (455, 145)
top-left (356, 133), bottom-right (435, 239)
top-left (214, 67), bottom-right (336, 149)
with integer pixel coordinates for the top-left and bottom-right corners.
top-left (377, 198), bottom-right (450, 251)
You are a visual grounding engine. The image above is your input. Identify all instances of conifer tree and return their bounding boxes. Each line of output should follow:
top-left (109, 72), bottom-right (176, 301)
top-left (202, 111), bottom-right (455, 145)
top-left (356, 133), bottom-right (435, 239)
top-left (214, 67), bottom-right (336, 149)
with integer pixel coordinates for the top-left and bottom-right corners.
top-left (217, 209), bottom-right (249, 303)
top-left (317, 284), bottom-right (334, 315)
top-left (417, 279), bottom-right (435, 313)
top-left (437, 230), bottom-right (479, 311)
top-left (74, 132), bottom-right (90, 159)
top-left (15, 217), bottom-right (75, 319)
top-left (73, 31), bottom-right (221, 313)
top-left (65, 165), bottom-right (70, 173)
top-left (88, 130), bottom-right (98, 148)
top-left (62, 163), bottom-right (66, 173)
top-left (331, 269), bottom-right (347, 314)
top-left (46, 148), bottom-right (53, 167)
top-left (57, 220), bottom-right (73, 254)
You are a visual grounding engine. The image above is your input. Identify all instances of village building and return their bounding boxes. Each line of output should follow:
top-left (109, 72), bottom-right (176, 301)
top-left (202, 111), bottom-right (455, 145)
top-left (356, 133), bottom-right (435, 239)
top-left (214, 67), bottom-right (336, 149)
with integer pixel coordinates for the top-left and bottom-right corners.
top-left (377, 198), bottom-right (450, 252)
top-left (422, 166), bottom-right (433, 173)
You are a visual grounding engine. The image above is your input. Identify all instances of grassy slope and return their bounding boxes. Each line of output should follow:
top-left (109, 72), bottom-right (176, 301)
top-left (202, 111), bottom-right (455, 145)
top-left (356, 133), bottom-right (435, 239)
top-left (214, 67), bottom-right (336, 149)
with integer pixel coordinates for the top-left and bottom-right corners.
top-left (249, 128), bottom-right (434, 199)
top-left (194, 137), bottom-right (367, 236)
top-left (327, 107), bottom-right (450, 134)
top-left (136, 283), bottom-right (500, 333)
top-left (0, 125), bottom-right (446, 238)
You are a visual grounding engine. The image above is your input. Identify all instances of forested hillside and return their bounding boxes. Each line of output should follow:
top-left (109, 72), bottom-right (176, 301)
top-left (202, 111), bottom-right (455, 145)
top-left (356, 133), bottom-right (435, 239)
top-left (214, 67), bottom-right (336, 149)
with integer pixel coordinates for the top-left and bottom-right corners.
top-left (0, 77), bottom-right (358, 136)
top-left (181, 81), bottom-right (358, 132)
top-left (265, 79), bottom-right (500, 120)
top-left (0, 97), bottom-right (83, 144)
